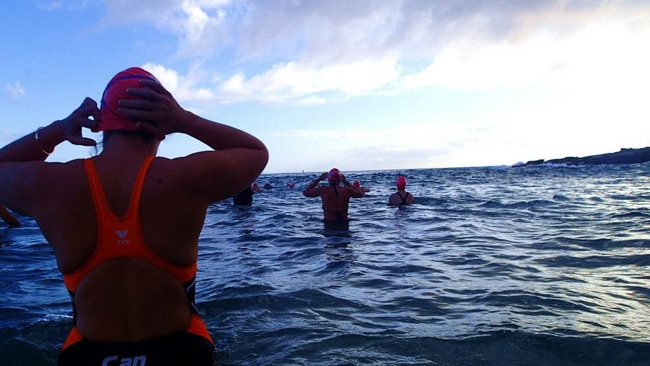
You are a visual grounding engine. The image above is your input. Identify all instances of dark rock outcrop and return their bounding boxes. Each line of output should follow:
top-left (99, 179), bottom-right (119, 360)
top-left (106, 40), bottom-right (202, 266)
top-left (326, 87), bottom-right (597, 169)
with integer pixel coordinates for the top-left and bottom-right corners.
top-left (517, 147), bottom-right (650, 167)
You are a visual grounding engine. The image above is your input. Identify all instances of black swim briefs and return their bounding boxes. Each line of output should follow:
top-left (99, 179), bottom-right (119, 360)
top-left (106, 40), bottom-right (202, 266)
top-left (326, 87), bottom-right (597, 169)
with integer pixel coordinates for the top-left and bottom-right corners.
top-left (58, 331), bottom-right (215, 366)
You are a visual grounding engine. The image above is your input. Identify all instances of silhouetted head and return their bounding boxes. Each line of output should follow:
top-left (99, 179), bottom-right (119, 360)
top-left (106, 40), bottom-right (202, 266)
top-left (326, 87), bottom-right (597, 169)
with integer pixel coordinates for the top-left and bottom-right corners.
top-left (328, 168), bottom-right (342, 184)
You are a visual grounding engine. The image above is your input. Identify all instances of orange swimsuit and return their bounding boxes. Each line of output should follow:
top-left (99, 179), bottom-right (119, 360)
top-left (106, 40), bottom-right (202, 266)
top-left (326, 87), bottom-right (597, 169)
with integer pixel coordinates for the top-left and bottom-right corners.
top-left (61, 156), bottom-right (212, 350)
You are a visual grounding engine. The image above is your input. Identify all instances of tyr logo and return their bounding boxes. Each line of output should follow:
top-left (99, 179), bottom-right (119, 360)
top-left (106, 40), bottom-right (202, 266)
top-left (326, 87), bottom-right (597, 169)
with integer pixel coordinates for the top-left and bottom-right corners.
top-left (115, 230), bottom-right (130, 245)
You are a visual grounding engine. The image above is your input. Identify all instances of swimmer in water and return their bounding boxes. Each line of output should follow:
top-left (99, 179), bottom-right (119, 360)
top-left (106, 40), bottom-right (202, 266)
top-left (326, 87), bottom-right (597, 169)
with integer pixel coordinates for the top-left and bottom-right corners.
top-left (233, 185), bottom-right (254, 206)
top-left (353, 180), bottom-right (369, 196)
top-left (0, 67), bottom-right (268, 365)
top-left (388, 176), bottom-right (414, 206)
top-left (303, 168), bottom-right (363, 223)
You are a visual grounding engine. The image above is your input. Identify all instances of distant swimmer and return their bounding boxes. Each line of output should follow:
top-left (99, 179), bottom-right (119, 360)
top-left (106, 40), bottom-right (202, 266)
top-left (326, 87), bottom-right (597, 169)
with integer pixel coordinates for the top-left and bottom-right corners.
top-left (353, 180), bottom-right (370, 196)
top-left (388, 176), bottom-right (414, 206)
top-left (233, 185), bottom-right (254, 206)
top-left (0, 67), bottom-right (268, 365)
top-left (0, 204), bottom-right (21, 227)
top-left (287, 182), bottom-right (295, 189)
top-left (252, 183), bottom-right (261, 192)
top-left (303, 168), bottom-right (363, 223)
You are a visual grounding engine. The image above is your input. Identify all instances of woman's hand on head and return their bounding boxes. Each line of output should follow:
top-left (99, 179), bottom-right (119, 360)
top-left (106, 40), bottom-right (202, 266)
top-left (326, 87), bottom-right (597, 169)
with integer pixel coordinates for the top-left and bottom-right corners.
top-left (118, 79), bottom-right (189, 140)
top-left (61, 97), bottom-right (100, 147)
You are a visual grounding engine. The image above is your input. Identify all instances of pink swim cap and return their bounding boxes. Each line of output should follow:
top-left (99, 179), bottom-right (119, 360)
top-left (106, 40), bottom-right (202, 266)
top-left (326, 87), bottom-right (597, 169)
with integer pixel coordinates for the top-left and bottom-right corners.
top-left (95, 67), bottom-right (160, 132)
top-left (328, 168), bottom-right (342, 183)
top-left (396, 176), bottom-right (407, 190)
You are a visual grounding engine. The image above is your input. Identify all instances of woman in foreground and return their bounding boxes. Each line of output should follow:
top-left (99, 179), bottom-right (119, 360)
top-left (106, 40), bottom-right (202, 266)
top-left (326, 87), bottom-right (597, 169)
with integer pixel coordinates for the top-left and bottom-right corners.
top-left (0, 67), bottom-right (268, 365)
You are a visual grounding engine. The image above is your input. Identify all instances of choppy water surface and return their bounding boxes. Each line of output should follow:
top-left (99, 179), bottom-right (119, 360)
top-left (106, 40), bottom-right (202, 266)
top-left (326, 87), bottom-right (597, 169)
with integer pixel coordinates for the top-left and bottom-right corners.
top-left (1, 164), bottom-right (649, 365)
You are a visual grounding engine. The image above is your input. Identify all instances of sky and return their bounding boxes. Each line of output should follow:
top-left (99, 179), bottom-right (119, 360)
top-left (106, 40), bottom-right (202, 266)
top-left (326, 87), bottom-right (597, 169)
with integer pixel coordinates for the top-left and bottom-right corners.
top-left (2, 1), bottom-right (650, 174)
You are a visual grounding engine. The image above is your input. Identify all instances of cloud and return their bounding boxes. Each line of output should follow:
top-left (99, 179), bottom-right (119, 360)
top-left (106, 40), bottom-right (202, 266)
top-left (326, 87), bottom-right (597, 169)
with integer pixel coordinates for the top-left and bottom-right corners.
top-left (101, 0), bottom-right (233, 55)
top-left (401, 21), bottom-right (650, 91)
top-left (141, 56), bottom-right (402, 105)
top-left (124, 1), bottom-right (648, 61)
top-left (101, 0), bottom-right (179, 25)
top-left (218, 57), bottom-right (401, 104)
top-left (37, 0), bottom-right (92, 11)
top-left (268, 121), bottom-right (491, 167)
top-left (141, 62), bottom-right (218, 102)
top-left (104, 1), bottom-right (650, 105)
top-left (271, 129), bottom-right (370, 140)
top-left (4, 82), bottom-right (25, 99)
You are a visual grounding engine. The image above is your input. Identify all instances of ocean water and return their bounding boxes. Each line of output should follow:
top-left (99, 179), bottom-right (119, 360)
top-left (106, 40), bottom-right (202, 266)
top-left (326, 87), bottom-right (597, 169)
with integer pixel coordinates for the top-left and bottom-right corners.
top-left (1, 164), bottom-right (649, 365)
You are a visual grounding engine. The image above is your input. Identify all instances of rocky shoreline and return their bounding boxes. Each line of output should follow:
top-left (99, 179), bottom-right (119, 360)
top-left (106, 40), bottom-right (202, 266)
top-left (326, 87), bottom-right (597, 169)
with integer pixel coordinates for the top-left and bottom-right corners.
top-left (514, 147), bottom-right (650, 167)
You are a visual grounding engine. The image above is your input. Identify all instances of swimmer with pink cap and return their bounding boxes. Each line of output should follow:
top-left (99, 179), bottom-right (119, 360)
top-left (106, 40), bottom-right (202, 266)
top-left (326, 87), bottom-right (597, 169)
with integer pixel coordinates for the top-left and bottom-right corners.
top-left (303, 168), bottom-right (364, 224)
top-left (327, 168), bottom-right (342, 183)
top-left (396, 176), bottom-right (407, 190)
top-left (388, 175), bottom-right (414, 206)
top-left (0, 65), bottom-right (269, 364)
top-left (94, 67), bottom-right (161, 133)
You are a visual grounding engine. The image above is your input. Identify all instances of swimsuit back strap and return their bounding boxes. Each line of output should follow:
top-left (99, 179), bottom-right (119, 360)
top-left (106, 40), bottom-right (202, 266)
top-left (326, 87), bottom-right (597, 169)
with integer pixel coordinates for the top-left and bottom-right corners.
top-left (129, 156), bottom-right (155, 217)
top-left (82, 156), bottom-right (155, 220)
top-left (63, 157), bottom-right (156, 292)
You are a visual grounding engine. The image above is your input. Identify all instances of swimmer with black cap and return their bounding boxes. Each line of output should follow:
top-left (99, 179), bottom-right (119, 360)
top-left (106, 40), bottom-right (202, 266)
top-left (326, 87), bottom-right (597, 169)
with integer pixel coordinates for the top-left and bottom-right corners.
top-left (0, 66), bottom-right (268, 365)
